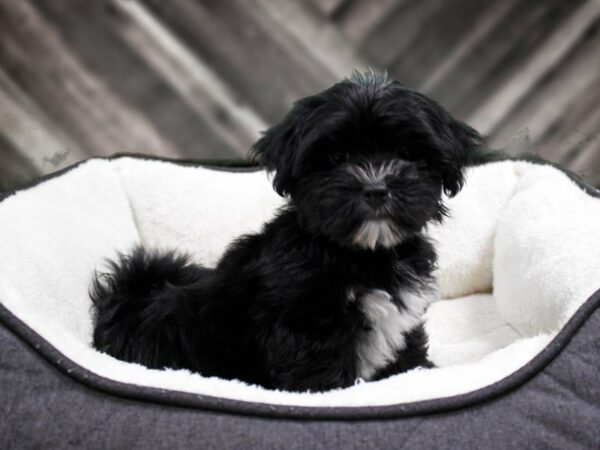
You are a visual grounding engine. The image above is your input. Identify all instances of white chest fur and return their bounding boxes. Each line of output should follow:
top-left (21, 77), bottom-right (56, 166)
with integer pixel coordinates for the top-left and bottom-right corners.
top-left (353, 287), bottom-right (433, 380)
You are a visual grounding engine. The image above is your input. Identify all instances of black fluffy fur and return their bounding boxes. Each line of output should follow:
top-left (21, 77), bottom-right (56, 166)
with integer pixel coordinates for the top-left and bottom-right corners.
top-left (91, 72), bottom-right (483, 392)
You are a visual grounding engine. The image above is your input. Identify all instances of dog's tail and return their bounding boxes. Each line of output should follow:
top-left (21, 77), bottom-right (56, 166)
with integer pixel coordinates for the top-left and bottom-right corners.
top-left (90, 246), bottom-right (209, 369)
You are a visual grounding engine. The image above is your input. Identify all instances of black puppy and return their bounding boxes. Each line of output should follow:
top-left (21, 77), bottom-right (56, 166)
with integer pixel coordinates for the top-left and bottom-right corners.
top-left (91, 72), bottom-right (483, 392)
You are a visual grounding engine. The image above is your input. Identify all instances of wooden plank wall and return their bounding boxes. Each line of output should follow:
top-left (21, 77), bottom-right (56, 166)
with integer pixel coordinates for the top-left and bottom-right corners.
top-left (1, 0), bottom-right (599, 190)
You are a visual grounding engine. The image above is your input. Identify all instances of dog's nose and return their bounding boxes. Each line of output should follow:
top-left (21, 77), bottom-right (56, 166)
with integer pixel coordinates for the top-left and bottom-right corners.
top-left (363, 182), bottom-right (390, 203)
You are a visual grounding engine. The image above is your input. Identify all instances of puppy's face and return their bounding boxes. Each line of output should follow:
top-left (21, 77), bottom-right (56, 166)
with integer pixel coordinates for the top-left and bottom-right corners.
top-left (252, 73), bottom-right (483, 249)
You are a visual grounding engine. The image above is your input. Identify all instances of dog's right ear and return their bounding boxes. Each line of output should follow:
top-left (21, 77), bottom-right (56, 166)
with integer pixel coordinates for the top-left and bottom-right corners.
top-left (250, 105), bottom-right (306, 196)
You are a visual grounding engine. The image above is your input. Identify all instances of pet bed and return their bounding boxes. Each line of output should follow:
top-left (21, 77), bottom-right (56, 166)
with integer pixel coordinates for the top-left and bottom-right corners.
top-left (1, 155), bottom-right (599, 449)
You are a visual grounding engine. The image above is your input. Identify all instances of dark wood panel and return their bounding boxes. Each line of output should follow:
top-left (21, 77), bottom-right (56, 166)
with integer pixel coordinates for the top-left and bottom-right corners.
top-left (0, 0), bottom-right (179, 158)
top-left (305, 0), bottom-right (349, 17)
top-left (453, 0), bottom-right (586, 121)
top-left (335, 0), bottom-right (399, 43)
top-left (142, 0), bottom-right (338, 124)
top-left (255, 0), bottom-right (367, 77)
top-left (0, 62), bottom-right (85, 173)
top-left (416, 0), bottom-right (518, 95)
top-left (359, 0), bottom-right (444, 68)
top-left (0, 0), bottom-right (598, 189)
top-left (569, 123), bottom-right (600, 187)
top-left (30, 0), bottom-right (243, 159)
top-left (424, 0), bottom-right (570, 116)
top-left (387, 0), bottom-right (490, 89)
top-left (0, 134), bottom-right (39, 191)
top-left (490, 17), bottom-right (600, 151)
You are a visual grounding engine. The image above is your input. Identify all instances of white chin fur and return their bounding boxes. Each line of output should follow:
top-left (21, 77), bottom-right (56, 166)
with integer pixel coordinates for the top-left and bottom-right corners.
top-left (352, 220), bottom-right (404, 249)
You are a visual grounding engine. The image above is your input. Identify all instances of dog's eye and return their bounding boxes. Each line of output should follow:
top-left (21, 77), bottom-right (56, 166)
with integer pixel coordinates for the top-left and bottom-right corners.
top-left (329, 151), bottom-right (347, 164)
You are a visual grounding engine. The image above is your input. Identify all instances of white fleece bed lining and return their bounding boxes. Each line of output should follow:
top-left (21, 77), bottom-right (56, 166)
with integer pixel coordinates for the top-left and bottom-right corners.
top-left (1, 157), bottom-right (599, 408)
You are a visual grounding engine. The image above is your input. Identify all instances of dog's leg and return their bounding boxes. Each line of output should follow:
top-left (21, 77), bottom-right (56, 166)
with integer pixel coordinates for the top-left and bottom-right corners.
top-left (264, 337), bottom-right (359, 392)
top-left (256, 292), bottom-right (364, 392)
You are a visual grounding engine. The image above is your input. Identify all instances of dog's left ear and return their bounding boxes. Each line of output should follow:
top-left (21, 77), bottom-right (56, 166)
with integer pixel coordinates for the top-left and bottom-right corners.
top-left (437, 119), bottom-right (484, 197)
top-left (250, 104), bottom-right (308, 196)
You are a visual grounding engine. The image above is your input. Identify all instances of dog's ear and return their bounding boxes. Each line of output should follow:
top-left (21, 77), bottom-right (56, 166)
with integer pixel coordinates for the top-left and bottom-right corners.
top-left (392, 86), bottom-right (484, 198)
top-left (436, 119), bottom-right (484, 197)
top-left (250, 105), bottom-right (307, 196)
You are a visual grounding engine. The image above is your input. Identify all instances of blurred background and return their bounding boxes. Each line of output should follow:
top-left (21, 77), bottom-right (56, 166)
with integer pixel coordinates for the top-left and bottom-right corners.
top-left (1, 0), bottom-right (599, 191)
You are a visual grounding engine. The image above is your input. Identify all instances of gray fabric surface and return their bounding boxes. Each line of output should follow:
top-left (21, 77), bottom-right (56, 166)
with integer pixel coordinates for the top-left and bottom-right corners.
top-left (1, 298), bottom-right (598, 450)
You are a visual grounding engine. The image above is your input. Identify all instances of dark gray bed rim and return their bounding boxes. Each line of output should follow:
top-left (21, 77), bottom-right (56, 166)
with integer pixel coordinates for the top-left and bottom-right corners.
top-left (0, 153), bottom-right (598, 420)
